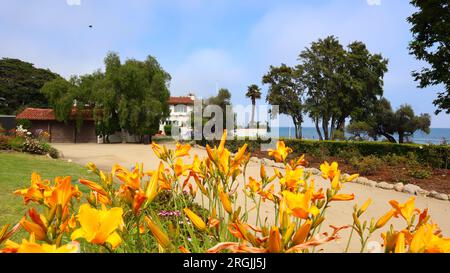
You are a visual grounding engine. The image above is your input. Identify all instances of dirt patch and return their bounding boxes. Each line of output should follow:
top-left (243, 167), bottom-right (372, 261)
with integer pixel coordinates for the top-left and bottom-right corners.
top-left (251, 150), bottom-right (450, 194)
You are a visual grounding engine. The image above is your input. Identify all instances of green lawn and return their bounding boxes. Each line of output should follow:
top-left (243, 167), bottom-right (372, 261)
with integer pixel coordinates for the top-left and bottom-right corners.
top-left (0, 151), bottom-right (98, 230)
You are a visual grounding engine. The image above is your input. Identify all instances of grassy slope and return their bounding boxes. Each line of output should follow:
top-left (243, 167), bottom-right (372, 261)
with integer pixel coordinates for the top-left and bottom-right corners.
top-left (0, 151), bottom-right (98, 228)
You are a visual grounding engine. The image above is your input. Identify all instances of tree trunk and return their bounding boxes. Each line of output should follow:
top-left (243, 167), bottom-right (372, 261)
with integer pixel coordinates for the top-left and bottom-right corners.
top-left (381, 133), bottom-right (397, 143)
top-left (330, 116), bottom-right (336, 140)
top-left (315, 117), bottom-right (323, 141)
top-left (398, 132), bottom-right (404, 144)
top-left (121, 128), bottom-right (126, 144)
top-left (250, 101), bottom-right (256, 128)
top-left (322, 118), bottom-right (329, 140)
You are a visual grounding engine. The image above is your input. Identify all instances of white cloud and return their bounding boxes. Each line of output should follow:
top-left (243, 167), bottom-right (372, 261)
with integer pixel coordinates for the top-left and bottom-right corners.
top-left (367, 0), bottom-right (381, 6)
top-left (66, 0), bottom-right (81, 6)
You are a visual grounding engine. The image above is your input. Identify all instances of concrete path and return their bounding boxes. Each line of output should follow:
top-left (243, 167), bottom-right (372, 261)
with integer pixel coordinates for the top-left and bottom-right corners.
top-left (54, 143), bottom-right (450, 252)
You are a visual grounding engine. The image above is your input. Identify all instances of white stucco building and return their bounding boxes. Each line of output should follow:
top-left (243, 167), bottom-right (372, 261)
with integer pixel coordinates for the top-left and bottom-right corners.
top-left (159, 94), bottom-right (195, 137)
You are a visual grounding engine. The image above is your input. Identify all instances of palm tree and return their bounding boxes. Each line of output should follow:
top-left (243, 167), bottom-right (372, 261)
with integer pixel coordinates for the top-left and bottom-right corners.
top-left (246, 84), bottom-right (262, 127)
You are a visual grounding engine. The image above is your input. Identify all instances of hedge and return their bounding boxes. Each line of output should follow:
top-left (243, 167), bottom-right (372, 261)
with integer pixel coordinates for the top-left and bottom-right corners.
top-left (196, 138), bottom-right (450, 169)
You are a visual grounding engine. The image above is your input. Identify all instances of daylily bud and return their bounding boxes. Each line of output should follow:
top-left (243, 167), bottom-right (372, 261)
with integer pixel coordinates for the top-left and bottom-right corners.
top-left (394, 232), bottom-right (406, 253)
top-left (219, 188), bottom-right (233, 215)
top-left (358, 198), bottom-right (372, 216)
top-left (268, 226), bottom-right (282, 253)
top-left (183, 208), bottom-right (206, 231)
top-left (283, 223), bottom-right (296, 246)
top-left (260, 164), bottom-right (266, 179)
top-left (292, 220), bottom-right (312, 245)
top-left (375, 210), bottom-right (395, 229)
top-left (145, 216), bottom-right (172, 249)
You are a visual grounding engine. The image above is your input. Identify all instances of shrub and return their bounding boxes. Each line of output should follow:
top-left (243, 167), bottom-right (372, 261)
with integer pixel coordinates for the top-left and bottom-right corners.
top-left (350, 155), bottom-right (384, 175)
top-left (164, 125), bottom-right (172, 136)
top-left (7, 136), bottom-right (25, 151)
top-left (22, 138), bottom-right (48, 155)
top-left (48, 147), bottom-right (60, 159)
top-left (0, 135), bottom-right (11, 150)
top-left (408, 168), bottom-right (432, 179)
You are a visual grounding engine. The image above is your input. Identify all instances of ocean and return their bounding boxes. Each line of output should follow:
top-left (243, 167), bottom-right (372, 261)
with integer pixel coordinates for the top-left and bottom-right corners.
top-left (270, 127), bottom-right (450, 145)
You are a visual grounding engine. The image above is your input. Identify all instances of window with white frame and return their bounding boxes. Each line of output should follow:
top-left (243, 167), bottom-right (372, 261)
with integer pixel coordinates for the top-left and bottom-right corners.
top-left (174, 104), bottom-right (187, 113)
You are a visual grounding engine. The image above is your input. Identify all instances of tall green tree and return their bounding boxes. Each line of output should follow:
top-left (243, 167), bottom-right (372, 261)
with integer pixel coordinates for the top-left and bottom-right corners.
top-left (42, 52), bottom-right (171, 143)
top-left (299, 36), bottom-right (388, 140)
top-left (245, 84), bottom-right (262, 127)
top-left (263, 64), bottom-right (305, 139)
top-left (0, 58), bottom-right (59, 114)
top-left (408, 0), bottom-right (450, 114)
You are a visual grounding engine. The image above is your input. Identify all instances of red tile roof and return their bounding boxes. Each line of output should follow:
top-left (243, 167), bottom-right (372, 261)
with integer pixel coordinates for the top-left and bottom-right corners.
top-left (168, 96), bottom-right (194, 105)
top-left (16, 108), bottom-right (94, 121)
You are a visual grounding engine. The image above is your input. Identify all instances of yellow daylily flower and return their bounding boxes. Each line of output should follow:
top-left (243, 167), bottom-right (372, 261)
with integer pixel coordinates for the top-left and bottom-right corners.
top-left (268, 141), bottom-right (293, 163)
top-left (71, 204), bottom-right (124, 249)
top-left (410, 224), bottom-right (450, 253)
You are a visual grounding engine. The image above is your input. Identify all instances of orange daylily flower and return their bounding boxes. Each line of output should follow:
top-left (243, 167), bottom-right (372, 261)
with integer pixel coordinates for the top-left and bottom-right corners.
top-left (409, 223), bottom-right (450, 253)
top-left (320, 161), bottom-right (339, 181)
top-left (175, 143), bottom-right (191, 158)
top-left (246, 177), bottom-right (262, 193)
top-left (282, 190), bottom-right (320, 219)
top-left (268, 141), bottom-right (293, 163)
top-left (389, 197), bottom-right (417, 226)
top-left (2, 234), bottom-right (79, 253)
top-left (279, 166), bottom-right (305, 191)
top-left (289, 154), bottom-right (308, 169)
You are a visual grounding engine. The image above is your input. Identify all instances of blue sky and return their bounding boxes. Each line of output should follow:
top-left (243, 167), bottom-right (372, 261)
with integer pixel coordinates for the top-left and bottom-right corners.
top-left (1, 0), bottom-right (449, 128)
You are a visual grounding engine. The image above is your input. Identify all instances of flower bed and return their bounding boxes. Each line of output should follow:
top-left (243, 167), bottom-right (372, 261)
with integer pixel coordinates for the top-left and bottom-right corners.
top-left (0, 125), bottom-right (59, 158)
top-left (1, 131), bottom-right (448, 253)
